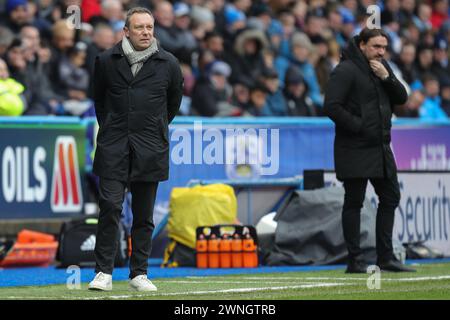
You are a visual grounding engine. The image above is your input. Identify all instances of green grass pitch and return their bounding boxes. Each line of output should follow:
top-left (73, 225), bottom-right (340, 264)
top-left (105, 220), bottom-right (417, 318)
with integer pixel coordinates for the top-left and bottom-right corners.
top-left (0, 262), bottom-right (449, 300)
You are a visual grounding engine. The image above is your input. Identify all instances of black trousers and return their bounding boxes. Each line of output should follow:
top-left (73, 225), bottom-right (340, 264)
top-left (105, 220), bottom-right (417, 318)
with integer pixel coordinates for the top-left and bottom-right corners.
top-left (94, 178), bottom-right (158, 279)
top-left (342, 174), bottom-right (400, 263)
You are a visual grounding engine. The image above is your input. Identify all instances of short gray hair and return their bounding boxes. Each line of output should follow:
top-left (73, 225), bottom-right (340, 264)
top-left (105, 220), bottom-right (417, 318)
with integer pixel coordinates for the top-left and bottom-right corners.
top-left (125, 7), bottom-right (154, 28)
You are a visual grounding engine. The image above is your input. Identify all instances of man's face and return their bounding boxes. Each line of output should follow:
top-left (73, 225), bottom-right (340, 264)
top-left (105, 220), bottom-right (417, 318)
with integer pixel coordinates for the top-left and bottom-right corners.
top-left (174, 15), bottom-right (190, 30)
top-left (10, 5), bottom-right (29, 25)
top-left (155, 2), bottom-right (174, 28)
top-left (360, 35), bottom-right (388, 61)
top-left (264, 77), bottom-right (279, 93)
top-left (251, 90), bottom-right (267, 108)
top-left (94, 27), bottom-right (115, 50)
top-left (124, 13), bottom-right (154, 51)
top-left (288, 83), bottom-right (305, 98)
top-left (54, 31), bottom-right (75, 51)
top-left (7, 46), bottom-right (26, 70)
top-left (425, 80), bottom-right (440, 97)
top-left (400, 45), bottom-right (416, 65)
top-left (21, 26), bottom-right (40, 52)
top-left (207, 36), bottom-right (224, 56)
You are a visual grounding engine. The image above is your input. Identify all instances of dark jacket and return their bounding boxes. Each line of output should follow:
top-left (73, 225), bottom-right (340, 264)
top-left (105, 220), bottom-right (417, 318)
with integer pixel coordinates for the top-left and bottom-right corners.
top-left (324, 36), bottom-right (407, 180)
top-left (92, 41), bottom-right (183, 182)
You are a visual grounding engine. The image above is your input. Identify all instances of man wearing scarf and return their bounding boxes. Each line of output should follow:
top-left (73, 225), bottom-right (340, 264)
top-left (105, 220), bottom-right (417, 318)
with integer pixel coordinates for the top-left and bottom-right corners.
top-left (89, 7), bottom-right (183, 292)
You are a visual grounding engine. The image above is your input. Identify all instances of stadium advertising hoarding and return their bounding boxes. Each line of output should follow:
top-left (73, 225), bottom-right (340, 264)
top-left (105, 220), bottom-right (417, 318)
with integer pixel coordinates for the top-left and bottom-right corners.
top-left (326, 171), bottom-right (450, 256)
top-left (0, 123), bottom-right (86, 219)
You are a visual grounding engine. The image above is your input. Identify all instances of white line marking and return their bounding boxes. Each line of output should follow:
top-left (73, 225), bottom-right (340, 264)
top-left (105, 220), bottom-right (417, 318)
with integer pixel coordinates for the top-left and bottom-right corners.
top-left (2, 282), bottom-right (349, 300)
top-left (188, 275), bottom-right (450, 282)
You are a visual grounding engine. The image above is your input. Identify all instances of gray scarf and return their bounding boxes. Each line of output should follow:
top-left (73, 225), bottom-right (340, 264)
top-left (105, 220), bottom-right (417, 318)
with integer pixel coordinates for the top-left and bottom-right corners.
top-left (121, 36), bottom-right (159, 76)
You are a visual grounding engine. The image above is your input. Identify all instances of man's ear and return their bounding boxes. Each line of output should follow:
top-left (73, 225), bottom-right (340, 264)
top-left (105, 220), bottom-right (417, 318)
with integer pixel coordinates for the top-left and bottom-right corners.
top-left (359, 41), bottom-right (365, 51)
top-left (123, 26), bottom-right (129, 38)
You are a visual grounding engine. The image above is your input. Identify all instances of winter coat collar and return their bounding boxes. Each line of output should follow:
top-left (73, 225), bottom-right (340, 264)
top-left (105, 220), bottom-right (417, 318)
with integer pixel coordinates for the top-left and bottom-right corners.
top-left (341, 35), bottom-right (372, 74)
top-left (111, 40), bottom-right (169, 84)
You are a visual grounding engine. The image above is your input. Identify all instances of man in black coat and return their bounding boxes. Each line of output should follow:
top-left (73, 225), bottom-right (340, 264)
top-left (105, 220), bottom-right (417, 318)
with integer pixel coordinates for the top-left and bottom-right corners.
top-left (89, 7), bottom-right (183, 291)
top-left (324, 28), bottom-right (415, 273)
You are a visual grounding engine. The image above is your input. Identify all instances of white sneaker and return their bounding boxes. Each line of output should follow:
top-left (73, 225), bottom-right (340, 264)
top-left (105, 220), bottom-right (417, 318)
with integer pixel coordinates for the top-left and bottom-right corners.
top-left (129, 275), bottom-right (157, 292)
top-left (88, 272), bottom-right (112, 291)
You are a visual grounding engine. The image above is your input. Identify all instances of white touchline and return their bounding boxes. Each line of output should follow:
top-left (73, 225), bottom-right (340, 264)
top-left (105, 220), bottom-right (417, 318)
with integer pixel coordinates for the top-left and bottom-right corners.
top-left (194, 275), bottom-right (450, 282)
top-left (2, 282), bottom-right (350, 300)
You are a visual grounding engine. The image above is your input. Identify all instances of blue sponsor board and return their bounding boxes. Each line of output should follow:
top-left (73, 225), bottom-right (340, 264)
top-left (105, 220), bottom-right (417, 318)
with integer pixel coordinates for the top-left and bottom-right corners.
top-left (0, 122), bottom-right (86, 219)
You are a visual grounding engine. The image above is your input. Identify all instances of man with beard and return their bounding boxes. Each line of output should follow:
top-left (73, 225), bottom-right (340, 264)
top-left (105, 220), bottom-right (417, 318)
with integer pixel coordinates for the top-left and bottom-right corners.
top-left (324, 28), bottom-right (415, 274)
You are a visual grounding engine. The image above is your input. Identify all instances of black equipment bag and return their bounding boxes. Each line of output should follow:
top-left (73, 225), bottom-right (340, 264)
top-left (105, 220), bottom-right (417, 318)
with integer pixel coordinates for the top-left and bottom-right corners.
top-left (56, 216), bottom-right (129, 268)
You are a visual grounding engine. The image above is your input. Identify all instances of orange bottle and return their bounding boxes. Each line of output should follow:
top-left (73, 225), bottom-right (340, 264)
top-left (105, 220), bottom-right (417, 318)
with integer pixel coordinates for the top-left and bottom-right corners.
top-left (196, 234), bottom-right (208, 268)
top-left (231, 233), bottom-right (243, 268)
top-left (242, 233), bottom-right (258, 268)
top-left (219, 234), bottom-right (232, 268)
top-left (207, 234), bottom-right (220, 268)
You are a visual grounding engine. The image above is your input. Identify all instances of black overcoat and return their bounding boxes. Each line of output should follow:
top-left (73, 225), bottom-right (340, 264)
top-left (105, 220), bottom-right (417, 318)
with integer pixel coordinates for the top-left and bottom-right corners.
top-left (324, 36), bottom-right (408, 180)
top-left (92, 41), bottom-right (183, 182)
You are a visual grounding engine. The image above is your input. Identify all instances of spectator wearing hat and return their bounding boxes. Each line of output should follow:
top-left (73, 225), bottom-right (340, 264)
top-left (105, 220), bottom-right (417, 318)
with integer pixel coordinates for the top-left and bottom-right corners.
top-left (223, 2), bottom-right (246, 41)
top-left (1, 0), bottom-right (28, 33)
top-left (226, 27), bottom-right (269, 84)
top-left (260, 66), bottom-right (288, 116)
top-left (336, 7), bottom-right (356, 47)
top-left (283, 65), bottom-right (318, 117)
top-left (189, 5), bottom-right (215, 45)
top-left (191, 60), bottom-right (241, 116)
top-left (286, 32), bottom-right (323, 107)
top-left (173, 2), bottom-right (198, 57)
top-left (1, 0), bottom-right (51, 37)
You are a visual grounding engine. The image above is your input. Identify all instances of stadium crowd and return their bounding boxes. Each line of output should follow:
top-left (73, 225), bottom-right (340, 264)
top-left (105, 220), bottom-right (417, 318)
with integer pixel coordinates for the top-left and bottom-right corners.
top-left (0, 0), bottom-right (449, 119)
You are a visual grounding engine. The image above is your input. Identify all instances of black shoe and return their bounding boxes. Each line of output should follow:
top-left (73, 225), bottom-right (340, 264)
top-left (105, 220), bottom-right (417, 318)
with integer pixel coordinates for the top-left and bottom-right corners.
top-left (345, 260), bottom-right (368, 273)
top-left (377, 259), bottom-right (416, 272)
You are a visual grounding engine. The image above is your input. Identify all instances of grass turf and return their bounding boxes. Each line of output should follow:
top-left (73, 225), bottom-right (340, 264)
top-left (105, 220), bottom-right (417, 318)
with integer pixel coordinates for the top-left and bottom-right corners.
top-left (0, 262), bottom-right (449, 300)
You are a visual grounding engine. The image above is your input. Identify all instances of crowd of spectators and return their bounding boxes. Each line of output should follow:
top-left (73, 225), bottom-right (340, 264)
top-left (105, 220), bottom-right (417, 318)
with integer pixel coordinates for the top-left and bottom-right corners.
top-left (0, 0), bottom-right (449, 119)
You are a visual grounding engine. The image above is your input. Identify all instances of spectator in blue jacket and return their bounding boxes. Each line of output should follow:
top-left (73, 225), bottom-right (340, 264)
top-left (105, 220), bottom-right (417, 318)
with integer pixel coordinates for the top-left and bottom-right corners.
top-left (420, 73), bottom-right (448, 120)
top-left (287, 32), bottom-right (323, 107)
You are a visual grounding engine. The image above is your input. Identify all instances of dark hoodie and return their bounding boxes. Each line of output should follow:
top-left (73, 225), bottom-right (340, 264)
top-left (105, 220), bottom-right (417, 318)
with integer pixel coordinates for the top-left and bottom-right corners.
top-left (324, 35), bottom-right (407, 180)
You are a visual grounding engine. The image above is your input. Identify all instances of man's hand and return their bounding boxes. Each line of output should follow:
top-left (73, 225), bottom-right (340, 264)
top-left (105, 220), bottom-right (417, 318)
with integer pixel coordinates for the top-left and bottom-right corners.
top-left (369, 60), bottom-right (389, 80)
